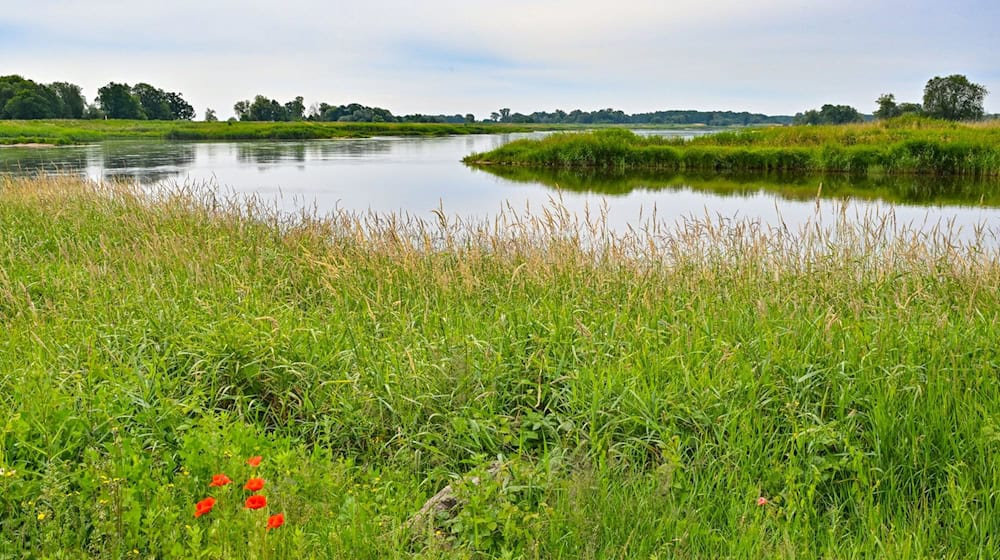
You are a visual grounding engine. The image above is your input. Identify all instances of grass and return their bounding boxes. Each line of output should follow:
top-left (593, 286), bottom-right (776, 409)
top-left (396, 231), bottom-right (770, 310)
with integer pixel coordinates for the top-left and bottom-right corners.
top-left (0, 120), bottom-right (544, 146)
top-left (464, 116), bottom-right (1000, 177)
top-left (3, 175), bottom-right (1000, 558)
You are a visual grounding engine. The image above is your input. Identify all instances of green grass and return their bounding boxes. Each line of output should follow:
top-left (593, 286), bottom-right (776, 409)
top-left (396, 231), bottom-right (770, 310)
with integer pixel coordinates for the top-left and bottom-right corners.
top-left (3, 175), bottom-right (1000, 558)
top-left (0, 120), bottom-right (544, 145)
top-left (464, 116), bottom-right (1000, 177)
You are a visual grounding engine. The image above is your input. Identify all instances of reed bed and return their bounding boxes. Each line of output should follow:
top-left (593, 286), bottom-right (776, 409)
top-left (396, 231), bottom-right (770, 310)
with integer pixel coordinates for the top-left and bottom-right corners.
top-left (2, 175), bottom-right (1000, 558)
top-left (465, 117), bottom-right (1000, 177)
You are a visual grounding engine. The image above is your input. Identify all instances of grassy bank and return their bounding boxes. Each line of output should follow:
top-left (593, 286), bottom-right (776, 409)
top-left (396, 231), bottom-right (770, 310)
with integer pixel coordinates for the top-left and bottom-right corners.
top-left (3, 176), bottom-right (1000, 558)
top-left (0, 119), bottom-right (543, 145)
top-left (465, 117), bottom-right (1000, 176)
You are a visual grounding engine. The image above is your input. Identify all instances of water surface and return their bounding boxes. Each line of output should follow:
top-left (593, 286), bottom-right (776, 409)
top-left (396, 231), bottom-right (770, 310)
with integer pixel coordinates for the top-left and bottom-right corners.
top-left (2, 133), bottom-right (998, 244)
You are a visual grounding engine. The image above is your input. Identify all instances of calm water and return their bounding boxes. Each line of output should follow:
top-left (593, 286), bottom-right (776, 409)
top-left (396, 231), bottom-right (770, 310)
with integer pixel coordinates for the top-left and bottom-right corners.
top-left (3, 132), bottom-right (999, 244)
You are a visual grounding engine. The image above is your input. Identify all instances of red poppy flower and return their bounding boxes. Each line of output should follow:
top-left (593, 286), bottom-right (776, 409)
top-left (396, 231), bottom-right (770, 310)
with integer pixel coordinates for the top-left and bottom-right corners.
top-left (757, 496), bottom-right (768, 506)
top-left (247, 456), bottom-right (262, 468)
top-left (244, 477), bottom-right (265, 492)
top-left (209, 474), bottom-right (232, 487)
top-left (245, 495), bottom-right (267, 510)
top-left (194, 497), bottom-right (216, 518)
top-left (266, 512), bottom-right (285, 530)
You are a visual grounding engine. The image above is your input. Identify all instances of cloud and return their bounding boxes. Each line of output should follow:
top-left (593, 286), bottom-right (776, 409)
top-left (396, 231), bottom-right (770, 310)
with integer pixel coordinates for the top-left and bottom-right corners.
top-left (1, 0), bottom-right (997, 117)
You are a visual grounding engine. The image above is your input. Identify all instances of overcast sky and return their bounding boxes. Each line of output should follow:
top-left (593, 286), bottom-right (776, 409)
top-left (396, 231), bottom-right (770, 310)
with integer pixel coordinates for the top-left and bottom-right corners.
top-left (2, 0), bottom-right (997, 119)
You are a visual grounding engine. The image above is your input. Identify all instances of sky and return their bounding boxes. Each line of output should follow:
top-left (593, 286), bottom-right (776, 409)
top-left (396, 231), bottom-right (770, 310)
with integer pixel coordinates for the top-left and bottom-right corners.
top-left (1, 0), bottom-right (998, 119)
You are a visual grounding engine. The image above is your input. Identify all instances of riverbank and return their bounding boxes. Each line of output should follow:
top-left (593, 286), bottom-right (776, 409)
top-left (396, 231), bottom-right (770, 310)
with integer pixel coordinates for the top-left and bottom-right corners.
top-left (0, 119), bottom-right (548, 145)
top-left (465, 116), bottom-right (1000, 176)
top-left (3, 175), bottom-right (999, 558)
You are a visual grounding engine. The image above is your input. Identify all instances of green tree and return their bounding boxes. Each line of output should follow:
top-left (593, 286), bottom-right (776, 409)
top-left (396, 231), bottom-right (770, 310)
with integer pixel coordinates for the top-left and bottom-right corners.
top-left (165, 92), bottom-right (195, 120)
top-left (233, 100), bottom-right (250, 121)
top-left (284, 96), bottom-right (305, 120)
top-left (204, 108), bottom-right (218, 122)
top-left (923, 74), bottom-right (988, 121)
top-left (132, 83), bottom-right (171, 120)
top-left (97, 83), bottom-right (145, 119)
top-left (793, 104), bottom-right (863, 125)
top-left (3, 89), bottom-right (56, 119)
top-left (48, 82), bottom-right (86, 118)
top-left (874, 93), bottom-right (901, 120)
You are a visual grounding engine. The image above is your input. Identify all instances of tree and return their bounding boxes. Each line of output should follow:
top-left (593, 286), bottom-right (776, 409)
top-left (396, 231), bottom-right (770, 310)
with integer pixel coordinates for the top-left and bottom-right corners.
top-left (3, 90), bottom-right (56, 119)
top-left (464, 113), bottom-right (475, 123)
top-left (97, 82), bottom-right (145, 119)
top-left (233, 100), bottom-right (250, 121)
top-left (498, 108), bottom-right (511, 122)
top-left (283, 96), bottom-right (305, 120)
top-left (874, 93), bottom-right (901, 120)
top-left (204, 108), bottom-right (218, 122)
top-left (132, 83), bottom-right (171, 120)
top-left (793, 104), bottom-right (863, 125)
top-left (923, 74), bottom-right (988, 121)
top-left (165, 92), bottom-right (194, 120)
top-left (48, 82), bottom-right (86, 118)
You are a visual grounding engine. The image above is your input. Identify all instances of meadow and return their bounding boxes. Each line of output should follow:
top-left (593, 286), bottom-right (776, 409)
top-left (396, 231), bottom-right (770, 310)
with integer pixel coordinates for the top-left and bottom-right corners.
top-left (465, 116), bottom-right (1000, 177)
top-left (2, 175), bottom-right (1000, 558)
top-left (0, 120), bottom-right (540, 146)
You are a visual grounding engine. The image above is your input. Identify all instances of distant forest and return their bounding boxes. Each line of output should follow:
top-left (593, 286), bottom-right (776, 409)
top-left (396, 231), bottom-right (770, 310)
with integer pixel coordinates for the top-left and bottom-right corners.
top-left (2, 74), bottom-right (794, 125)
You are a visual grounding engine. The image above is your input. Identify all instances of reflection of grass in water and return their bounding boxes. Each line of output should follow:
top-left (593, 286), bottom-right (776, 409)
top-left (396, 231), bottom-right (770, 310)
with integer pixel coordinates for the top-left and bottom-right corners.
top-left (473, 164), bottom-right (1000, 206)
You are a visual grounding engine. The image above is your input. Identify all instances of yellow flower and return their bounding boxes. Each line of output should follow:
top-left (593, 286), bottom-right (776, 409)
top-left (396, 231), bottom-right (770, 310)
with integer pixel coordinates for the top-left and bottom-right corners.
top-left (37, 512), bottom-right (46, 521)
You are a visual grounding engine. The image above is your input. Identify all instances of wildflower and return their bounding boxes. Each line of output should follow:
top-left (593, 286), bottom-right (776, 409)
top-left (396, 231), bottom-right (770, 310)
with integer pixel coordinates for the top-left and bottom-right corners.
top-left (209, 474), bottom-right (232, 487)
top-left (37, 512), bottom-right (46, 521)
top-left (266, 513), bottom-right (285, 530)
top-left (245, 495), bottom-right (267, 510)
top-left (757, 496), bottom-right (768, 507)
top-left (247, 456), bottom-right (262, 468)
top-left (244, 477), bottom-right (265, 492)
top-left (194, 497), bottom-right (216, 518)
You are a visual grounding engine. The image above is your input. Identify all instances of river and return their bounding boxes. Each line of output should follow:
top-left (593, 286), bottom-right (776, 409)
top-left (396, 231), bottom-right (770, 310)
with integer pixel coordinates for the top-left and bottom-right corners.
top-left (2, 132), bottom-right (999, 244)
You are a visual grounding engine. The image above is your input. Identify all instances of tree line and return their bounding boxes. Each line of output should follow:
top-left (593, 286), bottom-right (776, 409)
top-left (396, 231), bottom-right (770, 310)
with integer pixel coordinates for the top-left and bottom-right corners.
top-left (794, 74), bottom-right (991, 125)
top-left (3, 73), bottom-right (992, 125)
top-left (0, 75), bottom-right (194, 120)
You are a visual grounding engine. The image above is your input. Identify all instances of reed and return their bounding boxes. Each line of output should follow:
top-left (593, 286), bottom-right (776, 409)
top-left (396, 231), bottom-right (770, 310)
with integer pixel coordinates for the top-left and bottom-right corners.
top-left (2, 175), bottom-right (999, 557)
top-left (465, 117), bottom-right (1000, 177)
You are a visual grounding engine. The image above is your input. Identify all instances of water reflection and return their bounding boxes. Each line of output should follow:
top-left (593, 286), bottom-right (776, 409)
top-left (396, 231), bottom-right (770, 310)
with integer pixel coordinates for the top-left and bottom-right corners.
top-left (100, 142), bottom-right (197, 183)
top-left (0, 146), bottom-right (90, 175)
top-left (1, 135), bottom-right (998, 244)
top-left (470, 165), bottom-right (1000, 207)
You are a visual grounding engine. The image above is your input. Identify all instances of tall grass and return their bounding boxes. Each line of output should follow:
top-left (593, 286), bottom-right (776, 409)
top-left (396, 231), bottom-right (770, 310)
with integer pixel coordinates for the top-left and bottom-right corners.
top-left (2, 175), bottom-right (1000, 557)
top-left (465, 117), bottom-right (1000, 177)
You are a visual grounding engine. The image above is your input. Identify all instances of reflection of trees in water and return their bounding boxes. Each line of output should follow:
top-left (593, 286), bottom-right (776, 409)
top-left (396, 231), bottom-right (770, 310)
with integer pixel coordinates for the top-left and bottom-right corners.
top-left (471, 165), bottom-right (1000, 207)
top-left (0, 147), bottom-right (90, 175)
top-left (98, 142), bottom-right (196, 183)
top-left (235, 139), bottom-right (395, 164)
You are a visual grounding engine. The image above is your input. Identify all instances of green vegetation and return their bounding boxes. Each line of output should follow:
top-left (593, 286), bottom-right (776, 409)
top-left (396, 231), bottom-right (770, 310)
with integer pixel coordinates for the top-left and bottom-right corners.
top-left (3, 175), bottom-right (1000, 557)
top-left (0, 76), bottom-right (86, 119)
top-left (465, 117), bottom-right (1000, 177)
top-left (479, 166), bottom-right (1000, 206)
top-left (0, 119), bottom-right (539, 145)
top-left (792, 104), bottom-right (864, 125)
top-left (875, 74), bottom-right (988, 122)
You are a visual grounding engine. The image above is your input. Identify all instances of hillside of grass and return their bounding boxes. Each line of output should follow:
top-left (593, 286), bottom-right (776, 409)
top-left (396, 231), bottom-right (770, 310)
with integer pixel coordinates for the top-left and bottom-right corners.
top-left (0, 119), bottom-right (542, 146)
top-left (464, 116), bottom-right (1000, 176)
top-left (2, 175), bottom-right (1000, 557)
